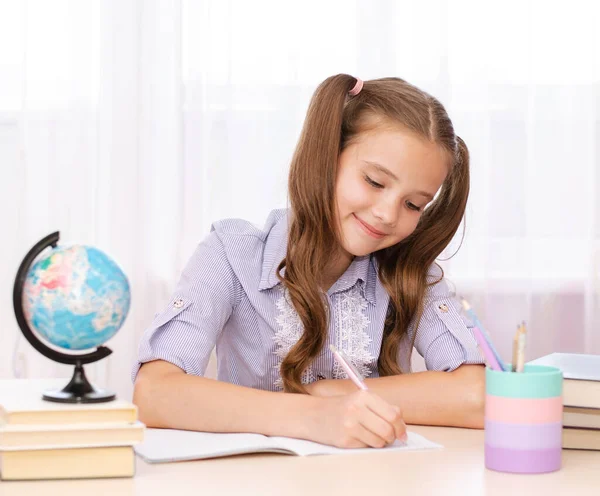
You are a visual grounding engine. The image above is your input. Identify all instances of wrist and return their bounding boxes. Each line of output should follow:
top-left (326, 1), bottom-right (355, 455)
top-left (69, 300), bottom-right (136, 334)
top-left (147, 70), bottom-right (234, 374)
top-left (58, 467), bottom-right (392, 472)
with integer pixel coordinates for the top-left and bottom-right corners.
top-left (290, 393), bottom-right (324, 441)
top-left (265, 392), bottom-right (322, 440)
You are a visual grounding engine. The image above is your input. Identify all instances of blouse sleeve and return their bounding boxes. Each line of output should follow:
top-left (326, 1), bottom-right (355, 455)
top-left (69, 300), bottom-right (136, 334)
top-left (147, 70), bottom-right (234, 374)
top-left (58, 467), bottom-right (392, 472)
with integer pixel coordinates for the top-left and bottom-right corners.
top-left (131, 231), bottom-right (241, 382)
top-left (410, 265), bottom-right (485, 372)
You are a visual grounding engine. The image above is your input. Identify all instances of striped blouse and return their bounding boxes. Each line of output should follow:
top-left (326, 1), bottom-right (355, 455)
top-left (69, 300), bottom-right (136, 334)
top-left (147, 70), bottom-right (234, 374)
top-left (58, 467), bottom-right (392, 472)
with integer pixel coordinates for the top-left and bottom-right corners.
top-left (132, 209), bottom-right (483, 390)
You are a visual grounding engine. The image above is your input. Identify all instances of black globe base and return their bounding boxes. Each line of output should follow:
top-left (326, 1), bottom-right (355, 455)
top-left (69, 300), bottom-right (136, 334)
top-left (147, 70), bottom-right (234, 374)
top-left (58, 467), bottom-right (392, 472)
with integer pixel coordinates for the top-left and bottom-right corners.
top-left (43, 388), bottom-right (116, 404)
top-left (43, 362), bottom-right (115, 404)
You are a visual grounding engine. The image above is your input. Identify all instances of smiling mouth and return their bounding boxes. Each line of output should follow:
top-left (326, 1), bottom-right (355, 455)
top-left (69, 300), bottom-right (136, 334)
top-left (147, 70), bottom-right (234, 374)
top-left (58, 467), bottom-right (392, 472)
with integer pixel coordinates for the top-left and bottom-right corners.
top-left (353, 214), bottom-right (387, 238)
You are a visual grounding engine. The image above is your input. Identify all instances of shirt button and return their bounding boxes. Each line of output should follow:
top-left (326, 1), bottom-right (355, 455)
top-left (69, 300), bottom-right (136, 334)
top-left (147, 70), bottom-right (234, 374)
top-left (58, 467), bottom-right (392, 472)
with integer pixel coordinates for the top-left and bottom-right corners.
top-left (438, 304), bottom-right (449, 313)
top-left (173, 298), bottom-right (184, 309)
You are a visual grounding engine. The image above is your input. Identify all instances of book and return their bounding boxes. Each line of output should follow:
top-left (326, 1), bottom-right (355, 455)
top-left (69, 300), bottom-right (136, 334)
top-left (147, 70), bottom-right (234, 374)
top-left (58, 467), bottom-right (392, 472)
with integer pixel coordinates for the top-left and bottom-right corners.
top-left (563, 427), bottom-right (600, 451)
top-left (563, 406), bottom-right (600, 430)
top-left (0, 389), bottom-right (137, 426)
top-left (528, 353), bottom-right (600, 408)
top-left (134, 428), bottom-right (442, 463)
top-left (0, 420), bottom-right (145, 450)
top-left (0, 445), bottom-right (135, 480)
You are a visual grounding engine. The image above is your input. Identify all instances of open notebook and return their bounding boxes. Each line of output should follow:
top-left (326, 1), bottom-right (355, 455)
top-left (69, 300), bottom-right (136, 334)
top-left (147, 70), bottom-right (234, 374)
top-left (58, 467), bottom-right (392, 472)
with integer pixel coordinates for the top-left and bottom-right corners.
top-left (134, 428), bottom-right (442, 463)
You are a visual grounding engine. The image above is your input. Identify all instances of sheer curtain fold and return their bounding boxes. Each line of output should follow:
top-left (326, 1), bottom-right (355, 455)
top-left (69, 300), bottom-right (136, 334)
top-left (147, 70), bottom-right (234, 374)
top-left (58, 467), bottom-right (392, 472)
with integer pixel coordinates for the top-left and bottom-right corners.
top-left (0, 0), bottom-right (598, 399)
top-left (0, 0), bottom-right (184, 398)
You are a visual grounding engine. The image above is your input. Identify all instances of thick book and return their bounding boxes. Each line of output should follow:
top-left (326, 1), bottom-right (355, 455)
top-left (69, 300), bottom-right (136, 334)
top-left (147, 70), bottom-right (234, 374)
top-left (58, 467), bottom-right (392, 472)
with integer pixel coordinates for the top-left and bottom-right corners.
top-left (134, 428), bottom-right (442, 463)
top-left (0, 394), bottom-right (137, 426)
top-left (528, 353), bottom-right (600, 408)
top-left (0, 378), bottom-right (138, 425)
top-left (0, 420), bottom-right (145, 450)
top-left (563, 427), bottom-right (600, 451)
top-left (0, 445), bottom-right (135, 480)
top-left (563, 406), bottom-right (600, 430)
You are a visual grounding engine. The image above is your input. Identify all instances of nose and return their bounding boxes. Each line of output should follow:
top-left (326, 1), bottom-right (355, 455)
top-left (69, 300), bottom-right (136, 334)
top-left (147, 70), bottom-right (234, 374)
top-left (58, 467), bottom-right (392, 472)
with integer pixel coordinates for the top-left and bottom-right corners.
top-left (372, 196), bottom-right (399, 228)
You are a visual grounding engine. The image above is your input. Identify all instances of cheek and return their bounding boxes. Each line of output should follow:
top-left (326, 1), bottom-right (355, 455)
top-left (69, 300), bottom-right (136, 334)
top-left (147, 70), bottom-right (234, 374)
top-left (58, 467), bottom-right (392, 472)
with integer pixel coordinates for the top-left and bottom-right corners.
top-left (336, 175), bottom-right (373, 211)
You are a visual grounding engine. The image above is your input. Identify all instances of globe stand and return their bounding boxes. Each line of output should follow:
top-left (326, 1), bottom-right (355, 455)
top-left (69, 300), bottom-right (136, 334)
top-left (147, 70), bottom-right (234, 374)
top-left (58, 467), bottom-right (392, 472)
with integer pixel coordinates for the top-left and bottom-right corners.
top-left (13, 231), bottom-right (117, 404)
top-left (43, 361), bottom-right (116, 404)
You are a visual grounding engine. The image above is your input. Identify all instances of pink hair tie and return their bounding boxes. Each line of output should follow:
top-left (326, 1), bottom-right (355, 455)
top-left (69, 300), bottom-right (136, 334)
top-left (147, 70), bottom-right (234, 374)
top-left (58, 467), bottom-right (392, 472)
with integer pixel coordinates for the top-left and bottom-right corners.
top-left (348, 77), bottom-right (363, 96)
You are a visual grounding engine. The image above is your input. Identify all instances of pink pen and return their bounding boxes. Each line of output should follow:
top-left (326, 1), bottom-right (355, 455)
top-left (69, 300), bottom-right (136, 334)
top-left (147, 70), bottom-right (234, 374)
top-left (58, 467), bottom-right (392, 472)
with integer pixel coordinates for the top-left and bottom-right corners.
top-left (329, 344), bottom-right (368, 390)
top-left (471, 326), bottom-right (502, 371)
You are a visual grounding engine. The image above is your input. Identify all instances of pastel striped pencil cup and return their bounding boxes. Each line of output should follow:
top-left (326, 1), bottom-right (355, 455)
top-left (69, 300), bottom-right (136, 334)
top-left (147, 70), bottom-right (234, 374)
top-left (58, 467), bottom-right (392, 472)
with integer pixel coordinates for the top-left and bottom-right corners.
top-left (485, 364), bottom-right (563, 474)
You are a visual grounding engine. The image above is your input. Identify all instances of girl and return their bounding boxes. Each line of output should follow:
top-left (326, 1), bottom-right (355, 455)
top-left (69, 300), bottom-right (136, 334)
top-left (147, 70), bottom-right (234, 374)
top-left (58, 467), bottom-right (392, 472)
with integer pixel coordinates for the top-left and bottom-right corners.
top-left (133, 74), bottom-right (485, 449)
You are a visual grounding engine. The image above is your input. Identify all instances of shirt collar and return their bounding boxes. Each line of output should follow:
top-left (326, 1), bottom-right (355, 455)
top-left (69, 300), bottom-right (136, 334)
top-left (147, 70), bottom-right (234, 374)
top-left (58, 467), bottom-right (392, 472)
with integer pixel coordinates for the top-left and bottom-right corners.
top-left (327, 255), bottom-right (376, 305)
top-left (258, 210), bottom-right (377, 305)
top-left (258, 209), bottom-right (290, 291)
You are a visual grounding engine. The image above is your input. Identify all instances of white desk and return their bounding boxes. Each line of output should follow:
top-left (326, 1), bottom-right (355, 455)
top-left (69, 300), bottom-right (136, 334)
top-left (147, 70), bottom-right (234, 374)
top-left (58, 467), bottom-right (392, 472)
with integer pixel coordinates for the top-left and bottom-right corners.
top-left (1, 425), bottom-right (599, 496)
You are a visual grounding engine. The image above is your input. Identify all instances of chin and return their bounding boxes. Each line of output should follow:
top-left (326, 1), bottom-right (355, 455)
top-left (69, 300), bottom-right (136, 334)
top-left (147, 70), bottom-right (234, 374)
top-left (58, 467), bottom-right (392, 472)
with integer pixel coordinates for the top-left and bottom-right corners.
top-left (340, 235), bottom-right (382, 257)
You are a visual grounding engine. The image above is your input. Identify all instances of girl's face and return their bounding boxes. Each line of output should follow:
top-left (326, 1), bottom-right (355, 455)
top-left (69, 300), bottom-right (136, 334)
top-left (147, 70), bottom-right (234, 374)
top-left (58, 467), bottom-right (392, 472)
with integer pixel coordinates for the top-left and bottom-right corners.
top-left (335, 125), bottom-right (449, 258)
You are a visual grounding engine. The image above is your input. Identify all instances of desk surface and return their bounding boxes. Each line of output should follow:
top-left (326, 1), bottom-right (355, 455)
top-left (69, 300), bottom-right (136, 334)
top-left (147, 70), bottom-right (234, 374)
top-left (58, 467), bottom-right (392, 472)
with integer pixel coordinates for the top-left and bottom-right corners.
top-left (1, 425), bottom-right (599, 496)
top-left (1, 379), bottom-right (599, 495)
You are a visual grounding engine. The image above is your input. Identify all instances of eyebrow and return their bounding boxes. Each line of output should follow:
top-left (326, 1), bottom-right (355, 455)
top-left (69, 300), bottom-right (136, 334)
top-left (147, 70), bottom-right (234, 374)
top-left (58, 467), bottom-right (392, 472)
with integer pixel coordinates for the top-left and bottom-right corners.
top-left (364, 161), bottom-right (435, 201)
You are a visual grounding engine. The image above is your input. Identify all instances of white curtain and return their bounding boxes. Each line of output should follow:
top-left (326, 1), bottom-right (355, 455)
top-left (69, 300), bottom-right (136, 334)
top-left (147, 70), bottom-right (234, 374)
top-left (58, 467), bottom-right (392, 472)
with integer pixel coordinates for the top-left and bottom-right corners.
top-left (1, 0), bottom-right (599, 400)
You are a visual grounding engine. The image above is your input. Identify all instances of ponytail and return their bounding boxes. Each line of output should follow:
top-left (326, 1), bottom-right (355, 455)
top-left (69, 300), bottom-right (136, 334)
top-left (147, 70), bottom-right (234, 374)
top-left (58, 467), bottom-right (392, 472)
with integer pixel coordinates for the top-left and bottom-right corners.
top-left (279, 74), bottom-right (359, 393)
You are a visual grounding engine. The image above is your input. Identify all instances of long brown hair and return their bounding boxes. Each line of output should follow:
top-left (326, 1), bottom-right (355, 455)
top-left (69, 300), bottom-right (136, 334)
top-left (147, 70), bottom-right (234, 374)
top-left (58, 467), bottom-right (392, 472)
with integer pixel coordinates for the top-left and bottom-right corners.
top-left (278, 74), bottom-right (469, 393)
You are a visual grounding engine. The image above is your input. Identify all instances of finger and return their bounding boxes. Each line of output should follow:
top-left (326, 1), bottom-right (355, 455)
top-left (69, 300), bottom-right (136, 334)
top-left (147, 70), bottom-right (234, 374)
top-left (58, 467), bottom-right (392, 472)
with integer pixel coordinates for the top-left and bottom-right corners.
top-left (392, 406), bottom-right (408, 442)
top-left (357, 407), bottom-right (397, 445)
top-left (360, 392), bottom-right (407, 442)
top-left (350, 420), bottom-right (391, 448)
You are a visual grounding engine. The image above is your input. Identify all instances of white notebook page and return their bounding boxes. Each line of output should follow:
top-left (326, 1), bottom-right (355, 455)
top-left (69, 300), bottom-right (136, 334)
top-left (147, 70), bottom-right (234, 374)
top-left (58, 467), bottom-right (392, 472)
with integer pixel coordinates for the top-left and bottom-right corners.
top-left (135, 428), bottom-right (442, 463)
top-left (270, 431), bottom-right (442, 456)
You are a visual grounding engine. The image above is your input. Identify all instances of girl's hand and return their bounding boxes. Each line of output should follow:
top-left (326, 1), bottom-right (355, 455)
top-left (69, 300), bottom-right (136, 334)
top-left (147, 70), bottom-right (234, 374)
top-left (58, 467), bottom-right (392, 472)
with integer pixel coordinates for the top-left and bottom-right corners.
top-left (309, 390), bottom-right (407, 449)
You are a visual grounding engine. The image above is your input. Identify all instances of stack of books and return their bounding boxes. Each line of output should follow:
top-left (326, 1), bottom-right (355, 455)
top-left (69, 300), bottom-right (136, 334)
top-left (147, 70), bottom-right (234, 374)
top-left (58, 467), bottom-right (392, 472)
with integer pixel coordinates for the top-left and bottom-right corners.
top-left (0, 379), bottom-right (144, 481)
top-left (529, 353), bottom-right (600, 450)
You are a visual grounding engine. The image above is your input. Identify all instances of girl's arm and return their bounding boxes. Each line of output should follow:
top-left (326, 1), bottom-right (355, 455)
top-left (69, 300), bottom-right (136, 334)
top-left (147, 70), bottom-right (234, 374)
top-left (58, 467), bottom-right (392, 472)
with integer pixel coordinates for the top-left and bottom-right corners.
top-left (133, 359), bottom-right (408, 448)
top-left (134, 360), bottom-right (316, 438)
top-left (306, 364), bottom-right (485, 429)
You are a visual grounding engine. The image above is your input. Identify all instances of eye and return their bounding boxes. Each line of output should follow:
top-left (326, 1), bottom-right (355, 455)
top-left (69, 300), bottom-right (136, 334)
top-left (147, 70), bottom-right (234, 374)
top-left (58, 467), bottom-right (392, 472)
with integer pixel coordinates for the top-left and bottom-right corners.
top-left (364, 175), bottom-right (384, 189)
top-left (406, 201), bottom-right (421, 212)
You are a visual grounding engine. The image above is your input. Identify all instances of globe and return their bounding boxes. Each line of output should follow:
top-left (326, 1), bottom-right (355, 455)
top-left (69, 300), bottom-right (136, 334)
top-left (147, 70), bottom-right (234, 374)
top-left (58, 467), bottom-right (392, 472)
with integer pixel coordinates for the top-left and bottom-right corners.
top-left (13, 232), bottom-right (131, 403)
top-left (22, 245), bottom-right (130, 351)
